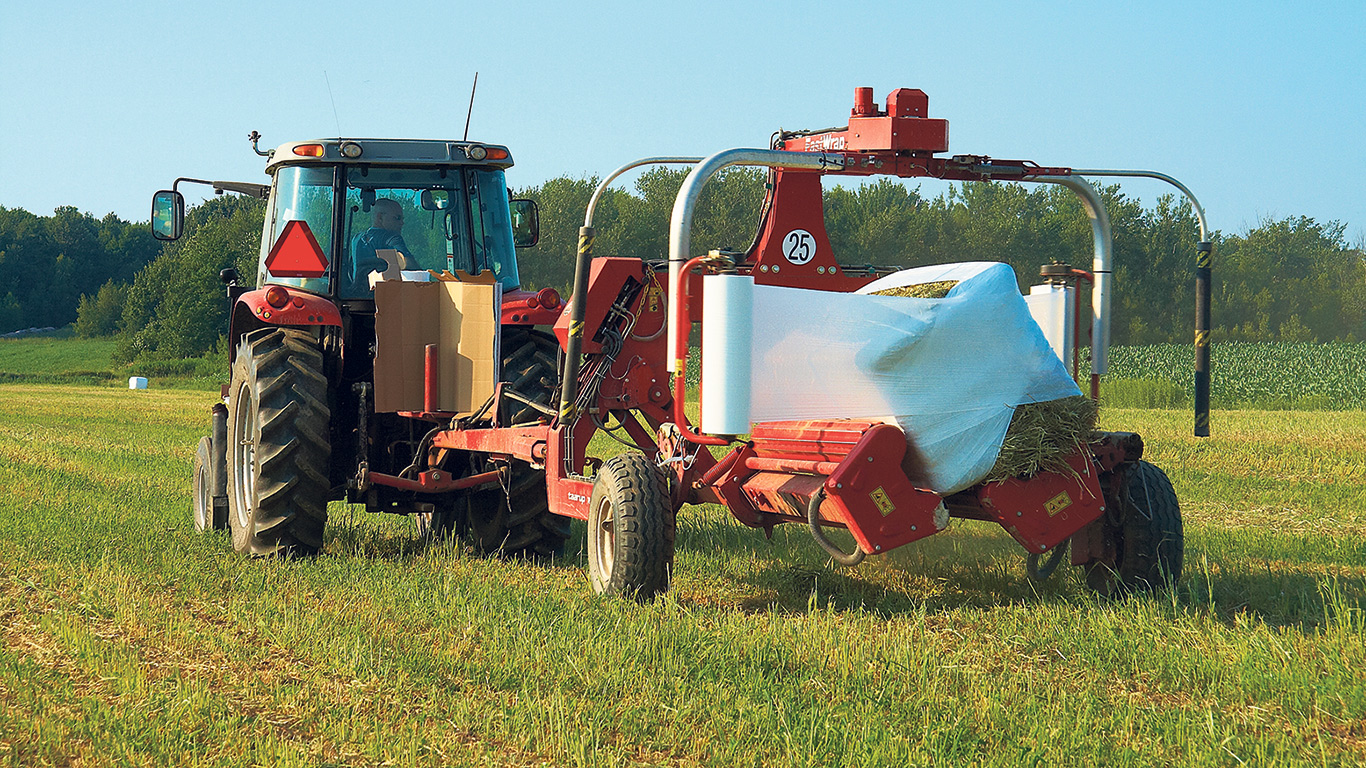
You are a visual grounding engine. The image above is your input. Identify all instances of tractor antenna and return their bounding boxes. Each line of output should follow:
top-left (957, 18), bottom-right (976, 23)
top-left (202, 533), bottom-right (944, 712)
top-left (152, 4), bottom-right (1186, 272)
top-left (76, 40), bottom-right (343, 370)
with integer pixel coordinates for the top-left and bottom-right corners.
top-left (463, 72), bottom-right (479, 142)
top-left (323, 70), bottom-right (343, 138)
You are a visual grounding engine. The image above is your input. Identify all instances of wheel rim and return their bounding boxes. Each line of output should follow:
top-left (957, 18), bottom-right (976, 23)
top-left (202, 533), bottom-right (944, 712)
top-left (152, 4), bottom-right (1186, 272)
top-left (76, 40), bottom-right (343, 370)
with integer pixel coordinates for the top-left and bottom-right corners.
top-left (193, 456), bottom-right (208, 529)
top-left (592, 496), bottom-right (616, 579)
top-left (231, 381), bottom-right (257, 531)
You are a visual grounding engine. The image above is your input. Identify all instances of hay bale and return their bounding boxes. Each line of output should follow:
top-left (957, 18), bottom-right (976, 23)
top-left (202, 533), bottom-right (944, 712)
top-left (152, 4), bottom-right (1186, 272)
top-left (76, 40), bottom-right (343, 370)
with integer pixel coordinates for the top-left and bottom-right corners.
top-left (869, 281), bottom-right (958, 299)
top-left (985, 395), bottom-right (1098, 482)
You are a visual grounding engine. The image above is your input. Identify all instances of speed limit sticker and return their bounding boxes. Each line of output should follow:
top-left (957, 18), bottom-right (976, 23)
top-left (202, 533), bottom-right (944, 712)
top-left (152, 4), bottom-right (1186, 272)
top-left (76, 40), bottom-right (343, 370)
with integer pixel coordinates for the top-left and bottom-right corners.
top-left (782, 229), bottom-right (816, 264)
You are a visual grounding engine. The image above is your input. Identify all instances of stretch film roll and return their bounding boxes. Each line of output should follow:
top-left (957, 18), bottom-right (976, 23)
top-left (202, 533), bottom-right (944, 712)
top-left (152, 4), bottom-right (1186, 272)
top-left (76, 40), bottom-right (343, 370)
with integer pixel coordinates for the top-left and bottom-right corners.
top-left (700, 274), bottom-right (754, 435)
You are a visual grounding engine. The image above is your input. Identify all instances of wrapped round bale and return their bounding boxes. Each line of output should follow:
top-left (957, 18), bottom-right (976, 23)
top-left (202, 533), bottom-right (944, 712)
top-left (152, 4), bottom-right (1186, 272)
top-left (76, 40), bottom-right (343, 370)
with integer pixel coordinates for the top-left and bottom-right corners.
top-left (744, 262), bottom-right (1085, 493)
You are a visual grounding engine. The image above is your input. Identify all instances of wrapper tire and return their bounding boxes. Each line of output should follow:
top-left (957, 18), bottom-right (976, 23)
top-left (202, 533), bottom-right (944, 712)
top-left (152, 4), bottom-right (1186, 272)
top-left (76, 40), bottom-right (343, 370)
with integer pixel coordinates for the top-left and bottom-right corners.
top-left (587, 452), bottom-right (675, 600)
top-left (192, 436), bottom-right (227, 531)
top-left (1087, 460), bottom-right (1183, 595)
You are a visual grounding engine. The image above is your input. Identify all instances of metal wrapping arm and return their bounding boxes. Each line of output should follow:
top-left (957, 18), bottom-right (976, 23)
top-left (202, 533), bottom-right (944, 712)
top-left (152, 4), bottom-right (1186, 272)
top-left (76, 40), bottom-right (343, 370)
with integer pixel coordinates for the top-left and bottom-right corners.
top-left (557, 157), bottom-right (702, 423)
top-left (1071, 169), bottom-right (1211, 437)
top-left (1037, 176), bottom-right (1112, 400)
top-left (666, 148), bottom-right (845, 371)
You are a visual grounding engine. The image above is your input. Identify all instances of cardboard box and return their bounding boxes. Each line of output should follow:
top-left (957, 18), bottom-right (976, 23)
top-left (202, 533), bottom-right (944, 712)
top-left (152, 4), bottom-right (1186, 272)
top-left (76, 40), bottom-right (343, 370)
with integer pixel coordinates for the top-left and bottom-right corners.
top-left (372, 277), bottom-right (500, 414)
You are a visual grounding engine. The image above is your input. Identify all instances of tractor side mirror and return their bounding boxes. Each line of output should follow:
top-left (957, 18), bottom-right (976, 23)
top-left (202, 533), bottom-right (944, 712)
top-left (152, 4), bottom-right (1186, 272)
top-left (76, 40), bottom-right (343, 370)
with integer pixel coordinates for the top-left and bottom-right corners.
top-left (510, 199), bottom-right (539, 248)
top-left (151, 190), bottom-right (185, 241)
top-left (421, 189), bottom-right (451, 211)
top-left (220, 268), bottom-right (240, 286)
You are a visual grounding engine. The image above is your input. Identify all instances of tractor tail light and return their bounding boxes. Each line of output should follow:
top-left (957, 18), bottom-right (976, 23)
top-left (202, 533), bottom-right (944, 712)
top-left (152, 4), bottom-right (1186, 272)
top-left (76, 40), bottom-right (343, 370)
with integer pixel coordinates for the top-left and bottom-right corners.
top-left (293, 144), bottom-right (325, 157)
top-left (537, 288), bottom-right (561, 308)
top-left (264, 285), bottom-right (291, 309)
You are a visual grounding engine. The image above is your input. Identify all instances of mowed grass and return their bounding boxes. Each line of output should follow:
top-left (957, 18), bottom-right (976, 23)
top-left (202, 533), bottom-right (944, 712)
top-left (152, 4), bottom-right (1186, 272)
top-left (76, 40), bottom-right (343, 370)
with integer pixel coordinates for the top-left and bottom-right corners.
top-left (0, 385), bottom-right (1363, 767)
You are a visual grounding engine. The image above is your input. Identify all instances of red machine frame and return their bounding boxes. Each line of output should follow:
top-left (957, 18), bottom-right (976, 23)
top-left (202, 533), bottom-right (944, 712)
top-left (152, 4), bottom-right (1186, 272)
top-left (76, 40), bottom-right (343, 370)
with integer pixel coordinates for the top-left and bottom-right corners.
top-left (395, 87), bottom-right (1151, 570)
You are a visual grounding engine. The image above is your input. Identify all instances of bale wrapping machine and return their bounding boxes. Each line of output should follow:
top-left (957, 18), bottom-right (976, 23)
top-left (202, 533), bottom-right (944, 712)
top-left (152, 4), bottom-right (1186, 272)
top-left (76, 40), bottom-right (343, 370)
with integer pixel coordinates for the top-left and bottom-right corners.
top-left (177, 88), bottom-right (1207, 601)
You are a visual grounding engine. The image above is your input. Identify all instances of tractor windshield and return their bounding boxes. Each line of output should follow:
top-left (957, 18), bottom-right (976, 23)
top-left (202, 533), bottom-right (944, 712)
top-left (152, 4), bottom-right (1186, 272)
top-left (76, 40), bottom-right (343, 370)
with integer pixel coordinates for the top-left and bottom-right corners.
top-left (258, 165), bottom-right (335, 295)
top-left (338, 166), bottom-right (520, 299)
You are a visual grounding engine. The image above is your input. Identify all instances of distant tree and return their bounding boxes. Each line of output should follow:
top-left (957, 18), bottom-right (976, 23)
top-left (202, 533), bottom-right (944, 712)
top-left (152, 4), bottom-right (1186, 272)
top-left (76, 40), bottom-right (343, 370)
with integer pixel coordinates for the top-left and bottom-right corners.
top-left (512, 176), bottom-right (603, 291)
top-left (0, 204), bottom-right (160, 333)
top-left (73, 280), bottom-right (128, 338)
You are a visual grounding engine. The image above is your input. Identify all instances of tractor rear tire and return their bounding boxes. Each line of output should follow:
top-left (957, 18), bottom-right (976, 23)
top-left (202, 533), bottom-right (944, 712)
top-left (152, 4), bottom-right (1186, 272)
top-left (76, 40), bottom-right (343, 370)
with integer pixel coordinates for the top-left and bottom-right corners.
top-left (192, 436), bottom-right (227, 532)
top-left (1087, 460), bottom-right (1183, 595)
top-left (466, 462), bottom-right (569, 558)
top-left (500, 327), bottom-right (559, 426)
top-left (587, 452), bottom-right (675, 601)
top-left (227, 328), bottom-right (331, 556)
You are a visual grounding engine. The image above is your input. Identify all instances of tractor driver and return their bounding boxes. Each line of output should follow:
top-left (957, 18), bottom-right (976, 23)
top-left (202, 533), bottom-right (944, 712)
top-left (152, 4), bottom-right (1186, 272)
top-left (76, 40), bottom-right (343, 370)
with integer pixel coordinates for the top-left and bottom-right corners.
top-left (346, 198), bottom-right (412, 296)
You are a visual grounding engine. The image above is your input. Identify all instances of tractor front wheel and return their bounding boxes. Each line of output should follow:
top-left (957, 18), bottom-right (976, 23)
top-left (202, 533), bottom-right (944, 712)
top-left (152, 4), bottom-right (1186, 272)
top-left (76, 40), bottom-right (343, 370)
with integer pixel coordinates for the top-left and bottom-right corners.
top-left (415, 498), bottom-right (464, 541)
top-left (587, 452), bottom-right (675, 600)
top-left (192, 436), bottom-right (226, 532)
top-left (1087, 460), bottom-right (1183, 595)
top-left (227, 328), bottom-right (331, 556)
top-left (466, 462), bottom-right (569, 558)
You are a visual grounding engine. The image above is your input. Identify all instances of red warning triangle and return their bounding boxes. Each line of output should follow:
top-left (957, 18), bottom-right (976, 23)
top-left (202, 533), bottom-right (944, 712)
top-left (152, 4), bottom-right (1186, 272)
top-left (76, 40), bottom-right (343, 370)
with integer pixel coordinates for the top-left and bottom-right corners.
top-left (265, 220), bottom-right (329, 278)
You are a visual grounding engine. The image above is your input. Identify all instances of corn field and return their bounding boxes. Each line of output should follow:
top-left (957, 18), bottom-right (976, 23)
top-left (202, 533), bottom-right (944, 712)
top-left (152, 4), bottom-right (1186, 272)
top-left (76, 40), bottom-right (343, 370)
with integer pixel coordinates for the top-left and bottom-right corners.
top-left (1097, 341), bottom-right (1366, 409)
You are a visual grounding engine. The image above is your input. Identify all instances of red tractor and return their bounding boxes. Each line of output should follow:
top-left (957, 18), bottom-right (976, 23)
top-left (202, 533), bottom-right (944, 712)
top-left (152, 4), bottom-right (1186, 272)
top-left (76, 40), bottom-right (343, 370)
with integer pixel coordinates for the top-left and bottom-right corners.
top-left (165, 88), bottom-right (1209, 599)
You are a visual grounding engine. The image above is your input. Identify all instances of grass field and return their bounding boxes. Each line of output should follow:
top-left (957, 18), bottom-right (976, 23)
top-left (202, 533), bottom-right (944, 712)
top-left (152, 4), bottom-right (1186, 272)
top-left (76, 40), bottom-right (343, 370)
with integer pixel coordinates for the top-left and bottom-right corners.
top-left (0, 335), bottom-right (221, 390)
top-left (0, 382), bottom-right (1363, 767)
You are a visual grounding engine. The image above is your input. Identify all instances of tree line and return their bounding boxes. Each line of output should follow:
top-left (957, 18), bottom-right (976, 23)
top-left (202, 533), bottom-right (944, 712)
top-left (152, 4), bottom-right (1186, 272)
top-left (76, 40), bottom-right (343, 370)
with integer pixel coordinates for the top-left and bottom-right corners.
top-left (2, 170), bottom-right (1360, 362)
top-left (0, 206), bottom-right (161, 334)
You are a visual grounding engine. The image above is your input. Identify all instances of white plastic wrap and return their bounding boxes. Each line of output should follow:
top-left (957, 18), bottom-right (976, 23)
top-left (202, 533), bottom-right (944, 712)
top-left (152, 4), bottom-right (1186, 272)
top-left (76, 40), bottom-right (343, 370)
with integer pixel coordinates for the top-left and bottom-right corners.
top-left (738, 262), bottom-right (1080, 493)
top-left (1025, 283), bottom-right (1075, 367)
top-left (700, 274), bottom-right (754, 435)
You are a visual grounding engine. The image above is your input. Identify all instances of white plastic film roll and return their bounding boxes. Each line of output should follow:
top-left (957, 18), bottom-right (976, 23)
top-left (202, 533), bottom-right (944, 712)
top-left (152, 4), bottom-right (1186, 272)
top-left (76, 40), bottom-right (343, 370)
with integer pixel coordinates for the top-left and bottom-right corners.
top-left (700, 274), bottom-right (753, 435)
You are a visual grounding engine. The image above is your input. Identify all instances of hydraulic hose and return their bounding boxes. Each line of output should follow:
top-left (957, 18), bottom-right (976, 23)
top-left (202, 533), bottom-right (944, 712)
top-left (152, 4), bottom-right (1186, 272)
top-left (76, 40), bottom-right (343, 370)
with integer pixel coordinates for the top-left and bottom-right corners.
top-left (806, 488), bottom-right (866, 566)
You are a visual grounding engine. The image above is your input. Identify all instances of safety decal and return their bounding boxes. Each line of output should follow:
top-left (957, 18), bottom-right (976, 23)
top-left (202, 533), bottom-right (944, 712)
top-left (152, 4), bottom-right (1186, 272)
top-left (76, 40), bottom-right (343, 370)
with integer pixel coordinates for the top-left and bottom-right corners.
top-left (1045, 491), bottom-right (1073, 518)
top-left (870, 486), bottom-right (896, 517)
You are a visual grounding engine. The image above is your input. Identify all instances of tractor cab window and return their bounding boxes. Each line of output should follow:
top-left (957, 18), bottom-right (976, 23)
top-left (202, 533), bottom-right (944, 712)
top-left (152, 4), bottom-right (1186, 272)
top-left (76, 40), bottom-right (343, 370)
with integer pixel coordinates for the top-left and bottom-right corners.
top-left (340, 167), bottom-right (475, 299)
top-left (259, 166), bottom-right (335, 294)
top-left (467, 168), bottom-right (521, 292)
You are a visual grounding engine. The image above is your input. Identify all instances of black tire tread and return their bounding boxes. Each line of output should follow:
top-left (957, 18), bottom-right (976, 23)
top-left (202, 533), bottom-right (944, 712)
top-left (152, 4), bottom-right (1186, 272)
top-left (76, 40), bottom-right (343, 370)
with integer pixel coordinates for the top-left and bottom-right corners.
top-left (229, 328), bottom-right (331, 556)
top-left (593, 452), bottom-right (675, 600)
top-left (1088, 460), bottom-right (1183, 595)
top-left (500, 327), bottom-right (558, 426)
top-left (467, 464), bottom-right (569, 558)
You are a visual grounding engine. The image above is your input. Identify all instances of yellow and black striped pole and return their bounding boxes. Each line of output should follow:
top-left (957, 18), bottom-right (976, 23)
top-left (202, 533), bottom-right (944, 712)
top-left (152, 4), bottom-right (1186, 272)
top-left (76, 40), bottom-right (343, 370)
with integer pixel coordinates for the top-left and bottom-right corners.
top-left (556, 226), bottom-right (594, 424)
top-left (1194, 241), bottom-right (1212, 437)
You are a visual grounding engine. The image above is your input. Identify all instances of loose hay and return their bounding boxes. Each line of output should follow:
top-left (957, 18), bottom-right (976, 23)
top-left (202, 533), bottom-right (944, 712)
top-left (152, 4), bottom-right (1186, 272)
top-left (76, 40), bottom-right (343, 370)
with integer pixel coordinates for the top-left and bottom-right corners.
top-left (985, 395), bottom-right (1099, 482)
top-left (870, 281), bottom-right (958, 299)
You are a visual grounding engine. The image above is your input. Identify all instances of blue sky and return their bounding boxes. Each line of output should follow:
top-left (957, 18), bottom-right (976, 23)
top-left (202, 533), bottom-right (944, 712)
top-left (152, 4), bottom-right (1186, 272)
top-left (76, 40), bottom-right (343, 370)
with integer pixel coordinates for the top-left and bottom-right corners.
top-left (2, 1), bottom-right (1363, 244)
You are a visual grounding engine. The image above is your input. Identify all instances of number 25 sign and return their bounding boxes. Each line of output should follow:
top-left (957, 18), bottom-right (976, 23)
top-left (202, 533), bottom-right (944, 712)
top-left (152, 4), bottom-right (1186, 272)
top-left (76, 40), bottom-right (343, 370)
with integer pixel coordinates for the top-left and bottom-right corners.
top-left (783, 229), bottom-right (816, 265)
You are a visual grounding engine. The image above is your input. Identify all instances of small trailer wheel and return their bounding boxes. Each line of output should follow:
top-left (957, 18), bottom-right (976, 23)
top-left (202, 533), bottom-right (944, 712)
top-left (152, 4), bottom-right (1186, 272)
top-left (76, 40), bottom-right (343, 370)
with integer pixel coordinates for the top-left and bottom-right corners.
top-left (192, 436), bottom-right (226, 532)
top-left (587, 452), bottom-right (675, 600)
top-left (1087, 460), bottom-right (1183, 595)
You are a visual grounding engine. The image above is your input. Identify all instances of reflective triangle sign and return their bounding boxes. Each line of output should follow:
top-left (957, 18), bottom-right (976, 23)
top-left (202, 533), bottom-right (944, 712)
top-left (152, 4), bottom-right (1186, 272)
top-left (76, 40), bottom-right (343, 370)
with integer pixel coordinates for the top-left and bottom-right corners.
top-left (265, 220), bottom-right (329, 278)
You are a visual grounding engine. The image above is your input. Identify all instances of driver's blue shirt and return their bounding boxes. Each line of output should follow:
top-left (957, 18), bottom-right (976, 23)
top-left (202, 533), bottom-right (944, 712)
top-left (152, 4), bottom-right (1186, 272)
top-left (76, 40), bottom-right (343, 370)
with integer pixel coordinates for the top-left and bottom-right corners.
top-left (346, 228), bottom-right (411, 297)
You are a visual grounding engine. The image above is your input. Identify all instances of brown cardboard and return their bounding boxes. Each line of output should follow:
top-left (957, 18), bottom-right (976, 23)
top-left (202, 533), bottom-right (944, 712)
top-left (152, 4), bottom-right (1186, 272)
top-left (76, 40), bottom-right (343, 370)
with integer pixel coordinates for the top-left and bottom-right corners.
top-left (367, 249), bottom-right (406, 289)
top-left (372, 278), bottom-right (498, 414)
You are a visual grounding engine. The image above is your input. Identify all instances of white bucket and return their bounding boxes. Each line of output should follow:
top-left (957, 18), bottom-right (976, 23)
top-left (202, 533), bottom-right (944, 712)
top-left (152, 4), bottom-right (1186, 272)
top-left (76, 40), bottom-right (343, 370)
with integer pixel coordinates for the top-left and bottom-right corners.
top-left (128, 376), bottom-right (148, 390)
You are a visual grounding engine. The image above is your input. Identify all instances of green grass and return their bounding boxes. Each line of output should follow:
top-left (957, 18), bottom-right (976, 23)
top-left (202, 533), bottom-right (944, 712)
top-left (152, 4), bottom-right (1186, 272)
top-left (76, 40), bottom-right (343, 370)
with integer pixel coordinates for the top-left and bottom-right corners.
top-left (0, 333), bottom-right (223, 391)
top-left (0, 384), bottom-right (1363, 766)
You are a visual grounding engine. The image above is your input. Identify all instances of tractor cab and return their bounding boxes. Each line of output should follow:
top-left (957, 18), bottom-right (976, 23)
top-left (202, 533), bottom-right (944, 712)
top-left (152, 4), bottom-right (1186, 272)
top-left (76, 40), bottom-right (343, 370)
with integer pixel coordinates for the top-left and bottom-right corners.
top-left (153, 137), bottom-right (540, 302)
